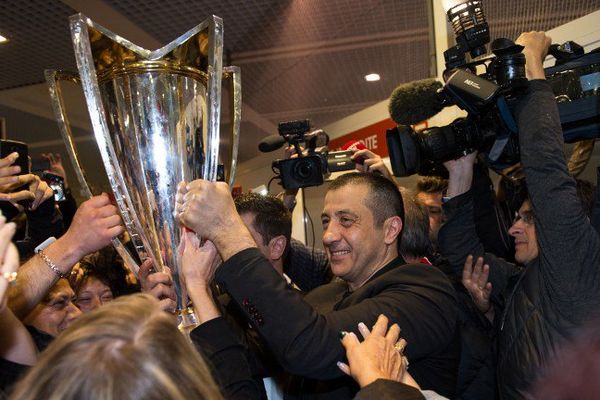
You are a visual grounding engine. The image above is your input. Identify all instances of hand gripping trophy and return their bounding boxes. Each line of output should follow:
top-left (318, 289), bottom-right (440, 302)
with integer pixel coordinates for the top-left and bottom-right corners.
top-left (45, 14), bottom-right (241, 330)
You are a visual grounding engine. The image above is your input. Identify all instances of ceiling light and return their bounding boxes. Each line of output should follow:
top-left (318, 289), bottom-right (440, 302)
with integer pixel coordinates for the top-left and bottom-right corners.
top-left (0, 34), bottom-right (8, 43)
top-left (364, 73), bottom-right (380, 82)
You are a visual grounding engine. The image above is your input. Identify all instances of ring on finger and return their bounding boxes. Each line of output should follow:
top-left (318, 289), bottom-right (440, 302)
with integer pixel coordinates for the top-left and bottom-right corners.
top-left (393, 341), bottom-right (406, 353)
top-left (1, 271), bottom-right (17, 285)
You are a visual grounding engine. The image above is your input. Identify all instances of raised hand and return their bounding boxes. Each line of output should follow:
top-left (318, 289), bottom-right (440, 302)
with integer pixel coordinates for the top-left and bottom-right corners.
top-left (462, 255), bottom-right (493, 317)
top-left (352, 148), bottom-right (393, 179)
top-left (138, 258), bottom-right (176, 313)
top-left (61, 193), bottom-right (125, 258)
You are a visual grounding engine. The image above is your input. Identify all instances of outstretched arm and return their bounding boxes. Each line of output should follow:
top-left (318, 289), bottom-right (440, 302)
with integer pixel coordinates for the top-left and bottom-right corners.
top-left (8, 194), bottom-right (124, 318)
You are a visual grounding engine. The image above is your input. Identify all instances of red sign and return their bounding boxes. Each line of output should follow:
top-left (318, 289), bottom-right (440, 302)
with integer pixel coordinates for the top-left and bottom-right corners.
top-left (328, 118), bottom-right (398, 157)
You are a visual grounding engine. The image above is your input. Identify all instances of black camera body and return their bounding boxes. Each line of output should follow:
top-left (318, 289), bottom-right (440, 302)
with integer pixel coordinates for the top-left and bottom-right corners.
top-left (386, 0), bottom-right (599, 177)
top-left (271, 120), bottom-right (356, 190)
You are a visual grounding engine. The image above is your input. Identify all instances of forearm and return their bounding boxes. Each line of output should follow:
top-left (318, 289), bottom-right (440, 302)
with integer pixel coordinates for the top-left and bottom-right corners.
top-left (439, 191), bottom-right (485, 273)
top-left (446, 164), bottom-right (474, 198)
top-left (188, 284), bottom-right (221, 324)
top-left (216, 248), bottom-right (343, 378)
top-left (8, 236), bottom-right (81, 319)
top-left (0, 306), bottom-right (37, 365)
top-left (212, 219), bottom-right (257, 262)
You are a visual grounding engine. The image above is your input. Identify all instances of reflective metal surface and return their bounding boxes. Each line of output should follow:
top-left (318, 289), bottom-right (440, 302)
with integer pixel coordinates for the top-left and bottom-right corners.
top-left (49, 13), bottom-right (241, 326)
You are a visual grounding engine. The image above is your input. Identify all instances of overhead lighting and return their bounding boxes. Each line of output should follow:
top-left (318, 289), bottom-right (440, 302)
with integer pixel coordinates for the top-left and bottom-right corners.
top-left (364, 73), bottom-right (380, 82)
top-left (0, 34), bottom-right (8, 43)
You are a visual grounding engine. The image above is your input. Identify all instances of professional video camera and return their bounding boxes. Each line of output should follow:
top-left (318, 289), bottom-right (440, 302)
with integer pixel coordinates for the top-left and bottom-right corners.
top-left (386, 0), bottom-right (600, 177)
top-left (263, 120), bottom-right (356, 190)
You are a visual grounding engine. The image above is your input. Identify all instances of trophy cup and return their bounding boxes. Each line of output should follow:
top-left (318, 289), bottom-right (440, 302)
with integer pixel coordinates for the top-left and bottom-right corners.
top-left (45, 14), bottom-right (241, 330)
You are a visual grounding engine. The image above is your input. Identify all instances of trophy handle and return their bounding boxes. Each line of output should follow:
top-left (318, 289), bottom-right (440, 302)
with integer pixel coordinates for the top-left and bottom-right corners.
top-left (44, 69), bottom-right (140, 277)
top-left (223, 66), bottom-right (241, 187)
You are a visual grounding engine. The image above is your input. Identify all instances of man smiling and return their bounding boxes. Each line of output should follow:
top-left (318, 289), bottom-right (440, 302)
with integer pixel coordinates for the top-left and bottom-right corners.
top-left (177, 172), bottom-right (458, 399)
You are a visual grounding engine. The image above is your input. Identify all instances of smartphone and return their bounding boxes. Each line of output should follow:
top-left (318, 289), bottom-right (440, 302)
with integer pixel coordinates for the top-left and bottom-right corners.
top-left (0, 139), bottom-right (29, 174)
top-left (42, 172), bottom-right (66, 202)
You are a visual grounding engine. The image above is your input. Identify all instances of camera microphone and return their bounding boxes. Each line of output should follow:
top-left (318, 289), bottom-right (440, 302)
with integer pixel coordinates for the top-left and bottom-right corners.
top-left (388, 79), bottom-right (444, 126)
top-left (258, 135), bottom-right (287, 152)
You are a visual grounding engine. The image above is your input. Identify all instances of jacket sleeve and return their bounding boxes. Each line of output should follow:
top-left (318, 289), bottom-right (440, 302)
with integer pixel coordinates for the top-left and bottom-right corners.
top-left (215, 248), bottom-right (456, 380)
top-left (190, 317), bottom-right (263, 400)
top-left (515, 80), bottom-right (600, 293)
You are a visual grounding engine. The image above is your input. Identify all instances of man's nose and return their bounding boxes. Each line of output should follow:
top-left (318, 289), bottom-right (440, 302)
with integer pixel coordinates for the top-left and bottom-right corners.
top-left (508, 220), bottom-right (524, 237)
top-left (322, 223), bottom-right (339, 246)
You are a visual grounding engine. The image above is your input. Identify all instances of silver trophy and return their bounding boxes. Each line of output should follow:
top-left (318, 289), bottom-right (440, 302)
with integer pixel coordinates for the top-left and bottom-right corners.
top-left (46, 14), bottom-right (241, 329)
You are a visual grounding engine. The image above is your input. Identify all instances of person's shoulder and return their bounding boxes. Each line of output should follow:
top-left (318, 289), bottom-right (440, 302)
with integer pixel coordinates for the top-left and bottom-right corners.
top-left (374, 262), bottom-right (455, 292)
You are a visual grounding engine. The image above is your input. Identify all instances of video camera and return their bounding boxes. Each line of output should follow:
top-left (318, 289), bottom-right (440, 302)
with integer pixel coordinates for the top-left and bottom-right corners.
top-left (269, 120), bottom-right (356, 190)
top-left (386, 0), bottom-right (600, 177)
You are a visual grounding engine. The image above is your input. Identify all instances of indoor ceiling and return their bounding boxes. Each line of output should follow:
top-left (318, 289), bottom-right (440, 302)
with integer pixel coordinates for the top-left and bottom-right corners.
top-left (0, 0), bottom-right (598, 196)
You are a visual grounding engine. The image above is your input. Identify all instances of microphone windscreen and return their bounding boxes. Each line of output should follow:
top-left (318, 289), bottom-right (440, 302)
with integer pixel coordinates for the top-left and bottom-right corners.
top-left (388, 79), bottom-right (444, 126)
top-left (258, 135), bottom-right (286, 152)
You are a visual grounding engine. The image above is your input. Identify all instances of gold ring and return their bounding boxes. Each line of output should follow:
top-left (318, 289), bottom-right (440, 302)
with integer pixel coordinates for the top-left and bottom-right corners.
top-left (393, 341), bottom-right (406, 353)
top-left (1, 271), bottom-right (17, 285)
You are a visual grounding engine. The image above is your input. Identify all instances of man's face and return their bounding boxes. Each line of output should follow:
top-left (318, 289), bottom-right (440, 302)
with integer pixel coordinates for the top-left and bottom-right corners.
top-left (321, 184), bottom-right (389, 287)
top-left (416, 191), bottom-right (443, 243)
top-left (75, 277), bottom-right (114, 313)
top-left (25, 279), bottom-right (82, 337)
top-left (508, 200), bottom-right (539, 264)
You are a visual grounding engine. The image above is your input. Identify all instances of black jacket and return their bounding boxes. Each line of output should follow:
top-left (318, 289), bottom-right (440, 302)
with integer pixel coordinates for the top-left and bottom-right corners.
top-left (439, 80), bottom-right (600, 399)
top-left (211, 248), bottom-right (458, 398)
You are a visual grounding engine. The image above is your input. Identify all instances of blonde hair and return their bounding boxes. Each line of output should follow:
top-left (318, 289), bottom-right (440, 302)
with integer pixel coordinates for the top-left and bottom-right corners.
top-left (10, 293), bottom-right (223, 400)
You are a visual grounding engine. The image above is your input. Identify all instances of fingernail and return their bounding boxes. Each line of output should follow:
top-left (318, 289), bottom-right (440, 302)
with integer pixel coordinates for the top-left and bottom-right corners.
top-left (336, 361), bottom-right (344, 369)
top-left (10, 152), bottom-right (19, 159)
top-left (358, 322), bottom-right (367, 331)
top-left (339, 331), bottom-right (348, 339)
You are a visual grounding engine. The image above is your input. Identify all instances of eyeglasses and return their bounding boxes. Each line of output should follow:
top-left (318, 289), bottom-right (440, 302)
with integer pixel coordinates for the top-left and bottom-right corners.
top-left (513, 209), bottom-right (535, 225)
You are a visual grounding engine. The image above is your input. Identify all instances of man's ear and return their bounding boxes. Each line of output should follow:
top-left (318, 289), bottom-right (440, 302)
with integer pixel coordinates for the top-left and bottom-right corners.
top-left (268, 235), bottom-right (287, 261)
top-left (383, 216), bottom-right (403, 245)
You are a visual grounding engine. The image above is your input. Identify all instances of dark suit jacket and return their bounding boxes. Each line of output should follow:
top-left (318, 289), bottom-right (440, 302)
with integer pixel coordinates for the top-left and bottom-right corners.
top-left (211, 248), bottom-right (459, 398)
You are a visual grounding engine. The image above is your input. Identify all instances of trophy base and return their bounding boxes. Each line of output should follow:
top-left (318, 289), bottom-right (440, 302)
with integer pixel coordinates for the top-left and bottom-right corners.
top-left (177, 306), bottom-right (200, 337)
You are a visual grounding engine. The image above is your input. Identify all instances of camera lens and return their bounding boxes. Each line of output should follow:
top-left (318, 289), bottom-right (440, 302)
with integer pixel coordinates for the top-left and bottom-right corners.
top-left (294, 159), bottom-right (314, 179)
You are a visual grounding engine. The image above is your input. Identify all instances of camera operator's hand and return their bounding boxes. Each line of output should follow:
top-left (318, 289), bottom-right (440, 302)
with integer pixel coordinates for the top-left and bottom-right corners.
top-left (176, 180), bottom-right (255, 262)
top-left (41, 153), bottom-right (68, 188)
top-left (279, 145), bottom-right (301, 209)
top-left (462, 255), bottom-right (494, 322)
top-left (516, 31), bottom-right (551, 81)
top-left (352, 149), bottom-right (393, 180)
top-left (443, 151), bottom-right (477, 198)
top-left (60, 193), bottom-right (125, 259)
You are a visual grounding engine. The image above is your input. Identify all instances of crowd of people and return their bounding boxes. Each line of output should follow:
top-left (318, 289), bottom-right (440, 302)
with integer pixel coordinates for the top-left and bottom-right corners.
top-left (1, 32), bottom-right (599, 400)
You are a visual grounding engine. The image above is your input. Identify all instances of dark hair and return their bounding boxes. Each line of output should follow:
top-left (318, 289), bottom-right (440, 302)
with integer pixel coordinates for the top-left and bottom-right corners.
top-left (398, 188), bottom-right (432, 260)
top-left (234, 193), bottom-right (292, 250)
top-left (328, 172), bottom-right (404, 227)
top-left (70, 246), bottom-right (138, 298)
top-left (416, 176), bottom-right (448, 195)
top-left (575, 178), bottom-right (596, 220)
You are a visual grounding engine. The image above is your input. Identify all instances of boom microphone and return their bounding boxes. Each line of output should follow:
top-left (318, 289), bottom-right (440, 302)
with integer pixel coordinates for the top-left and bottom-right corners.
top-left (258, 135), bottom-right (287, 152)
top-left (388, 79), bottom-right (444, 126)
